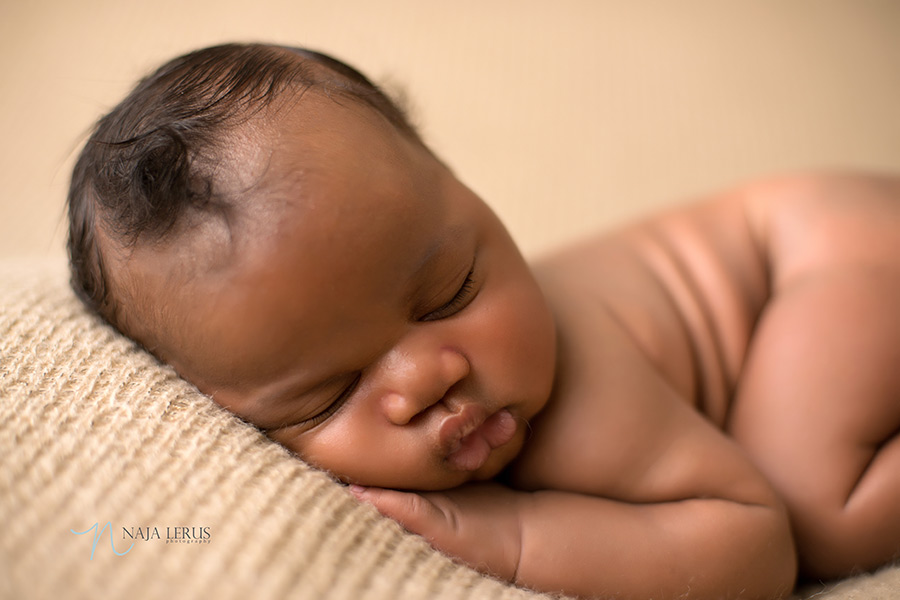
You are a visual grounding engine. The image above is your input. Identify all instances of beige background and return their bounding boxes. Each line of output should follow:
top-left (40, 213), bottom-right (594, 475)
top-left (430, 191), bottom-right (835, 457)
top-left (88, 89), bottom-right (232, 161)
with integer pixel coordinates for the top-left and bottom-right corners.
top-left (1, 0), bottom-right (899, 261)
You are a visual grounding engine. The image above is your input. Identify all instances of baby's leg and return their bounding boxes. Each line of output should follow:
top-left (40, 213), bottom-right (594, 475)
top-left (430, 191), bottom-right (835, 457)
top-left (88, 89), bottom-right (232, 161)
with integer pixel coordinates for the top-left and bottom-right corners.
top-left (727, 272), bottom-right (900, 579)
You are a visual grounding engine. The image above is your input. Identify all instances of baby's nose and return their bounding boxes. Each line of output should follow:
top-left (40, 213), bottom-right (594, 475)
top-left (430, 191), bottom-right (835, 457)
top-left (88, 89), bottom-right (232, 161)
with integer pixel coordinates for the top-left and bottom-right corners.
top-left (380, 346), bottom-right (470, 425)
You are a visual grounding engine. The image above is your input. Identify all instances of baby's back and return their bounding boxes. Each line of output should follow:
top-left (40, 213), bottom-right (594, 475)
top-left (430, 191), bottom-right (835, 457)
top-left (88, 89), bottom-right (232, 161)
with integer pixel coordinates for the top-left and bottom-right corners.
top-left (524, 171), bottom-right (900, 576)
top-left (542, 172), bottom-right (899, 422)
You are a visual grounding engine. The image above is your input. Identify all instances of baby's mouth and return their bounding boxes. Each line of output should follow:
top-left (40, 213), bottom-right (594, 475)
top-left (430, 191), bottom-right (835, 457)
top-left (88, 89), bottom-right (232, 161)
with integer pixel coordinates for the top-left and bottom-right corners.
top-left (439, 405), bottom-right (518, 471)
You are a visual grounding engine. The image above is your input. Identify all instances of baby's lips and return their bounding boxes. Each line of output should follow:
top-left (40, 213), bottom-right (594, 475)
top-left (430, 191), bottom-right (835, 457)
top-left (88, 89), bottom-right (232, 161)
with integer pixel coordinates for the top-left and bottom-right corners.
top-left (440, 407), bottom-right (518, 471)
top-left (438, 403), bottom-right (487, 454)
top-left (481, 409), bottom-right (517, 448)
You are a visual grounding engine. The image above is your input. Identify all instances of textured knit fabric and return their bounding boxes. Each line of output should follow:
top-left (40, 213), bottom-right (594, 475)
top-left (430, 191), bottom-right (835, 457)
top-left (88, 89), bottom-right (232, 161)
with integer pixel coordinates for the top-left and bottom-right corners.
top-left (0, 258), bottom-right (896, 600)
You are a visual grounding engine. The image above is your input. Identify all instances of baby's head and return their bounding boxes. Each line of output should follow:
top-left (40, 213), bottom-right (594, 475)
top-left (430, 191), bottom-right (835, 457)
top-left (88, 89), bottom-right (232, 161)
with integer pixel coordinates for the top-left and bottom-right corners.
top-left (68, 43), bottom-right (556, 490)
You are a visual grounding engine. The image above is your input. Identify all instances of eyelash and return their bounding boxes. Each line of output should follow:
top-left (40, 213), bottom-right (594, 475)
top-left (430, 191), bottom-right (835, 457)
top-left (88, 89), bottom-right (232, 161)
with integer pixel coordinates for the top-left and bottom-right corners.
top-left (300, 373), bottom-right (361, 429)
top-left (420, 266), bottom-right (477, 322)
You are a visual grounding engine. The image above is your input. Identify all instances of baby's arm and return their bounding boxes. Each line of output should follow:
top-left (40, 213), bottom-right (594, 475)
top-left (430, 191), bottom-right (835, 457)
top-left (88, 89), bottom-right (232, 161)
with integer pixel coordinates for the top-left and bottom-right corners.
top-left (354, 319), bottom-right (797, 600)
top-left (354, 478), bottom-right (794, 600)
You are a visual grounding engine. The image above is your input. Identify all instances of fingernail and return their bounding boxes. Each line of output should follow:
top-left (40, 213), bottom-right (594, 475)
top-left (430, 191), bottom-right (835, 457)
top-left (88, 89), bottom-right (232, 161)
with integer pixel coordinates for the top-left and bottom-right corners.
top-left (349, 484), bottom-right (367, 497)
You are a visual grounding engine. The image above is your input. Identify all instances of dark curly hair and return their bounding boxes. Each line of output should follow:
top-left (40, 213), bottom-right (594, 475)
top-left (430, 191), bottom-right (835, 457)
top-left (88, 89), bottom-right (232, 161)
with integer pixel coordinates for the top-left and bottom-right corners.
top-left (67, 43), bottom-right (421, 330)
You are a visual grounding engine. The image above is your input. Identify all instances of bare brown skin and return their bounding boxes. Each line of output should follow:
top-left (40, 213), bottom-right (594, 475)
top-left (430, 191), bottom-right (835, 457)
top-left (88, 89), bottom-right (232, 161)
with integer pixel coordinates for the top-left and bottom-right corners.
top-left (103, 92), bottom-right (900, 599)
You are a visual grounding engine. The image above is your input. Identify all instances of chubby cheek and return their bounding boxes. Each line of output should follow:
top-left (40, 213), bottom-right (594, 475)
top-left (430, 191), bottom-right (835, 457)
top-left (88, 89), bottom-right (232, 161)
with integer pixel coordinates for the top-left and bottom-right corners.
top-left (476, 263), bottom-right (556, 417)
top-left (283, 415), bottom-right (396, 485)
top-left (280, 412), bottom-right (467, 489)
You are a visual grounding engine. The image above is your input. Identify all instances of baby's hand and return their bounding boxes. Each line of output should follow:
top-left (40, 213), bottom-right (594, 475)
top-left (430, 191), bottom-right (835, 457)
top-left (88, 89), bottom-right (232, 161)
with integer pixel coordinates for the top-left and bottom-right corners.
top-left (350, 482), bottom-right (524, 582)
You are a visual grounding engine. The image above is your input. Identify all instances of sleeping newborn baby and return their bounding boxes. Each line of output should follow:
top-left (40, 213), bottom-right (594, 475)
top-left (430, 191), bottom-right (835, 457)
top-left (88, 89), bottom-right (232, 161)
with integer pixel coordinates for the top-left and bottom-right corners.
top-left (68, 43), bottom-right (900, 600)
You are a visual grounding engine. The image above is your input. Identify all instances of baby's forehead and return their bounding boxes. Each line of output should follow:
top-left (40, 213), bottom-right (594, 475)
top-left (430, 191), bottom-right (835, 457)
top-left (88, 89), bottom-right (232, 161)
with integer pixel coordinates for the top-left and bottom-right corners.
top-left (148, 89), bottom-right (431, 262)
top-left (262, 90), bottom-right (414, 169)
top-left (245, 93), bottom-right (438, 217)
top-left (146, 89), bottom-right (431, 266)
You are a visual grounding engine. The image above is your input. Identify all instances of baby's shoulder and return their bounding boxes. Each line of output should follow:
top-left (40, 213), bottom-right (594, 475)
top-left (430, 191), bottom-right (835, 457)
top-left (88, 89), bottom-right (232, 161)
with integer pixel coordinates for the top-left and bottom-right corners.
top-left (545, 170), bottom-right (900, 318)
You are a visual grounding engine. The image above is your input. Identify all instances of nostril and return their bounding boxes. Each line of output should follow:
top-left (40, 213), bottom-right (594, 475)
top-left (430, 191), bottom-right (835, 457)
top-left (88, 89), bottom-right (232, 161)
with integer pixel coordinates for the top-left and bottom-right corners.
top-left (439, 383), bottom-right (468, 414)
top-left (382, 392), bottom-right (435, 425)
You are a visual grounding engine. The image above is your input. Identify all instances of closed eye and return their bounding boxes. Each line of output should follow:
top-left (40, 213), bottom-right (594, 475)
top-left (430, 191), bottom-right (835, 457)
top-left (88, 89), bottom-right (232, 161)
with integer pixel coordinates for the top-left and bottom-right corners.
top-left (305, 373), bottom-right (361, 428)
top-left (267, 373), bottom-right (361, 433)
top-left (420, 262), bottom-right (478, 322)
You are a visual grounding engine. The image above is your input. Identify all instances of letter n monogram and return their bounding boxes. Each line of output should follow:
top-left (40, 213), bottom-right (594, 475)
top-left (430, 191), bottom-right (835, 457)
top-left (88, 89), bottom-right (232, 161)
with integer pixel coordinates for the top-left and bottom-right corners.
top-left (70, 522), bottom-right (134, 560)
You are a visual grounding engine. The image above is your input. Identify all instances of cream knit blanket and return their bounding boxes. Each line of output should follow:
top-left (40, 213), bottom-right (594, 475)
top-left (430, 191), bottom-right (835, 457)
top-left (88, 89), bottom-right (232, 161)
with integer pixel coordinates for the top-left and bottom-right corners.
top-left (1, 258), bottom-right (896, 600)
